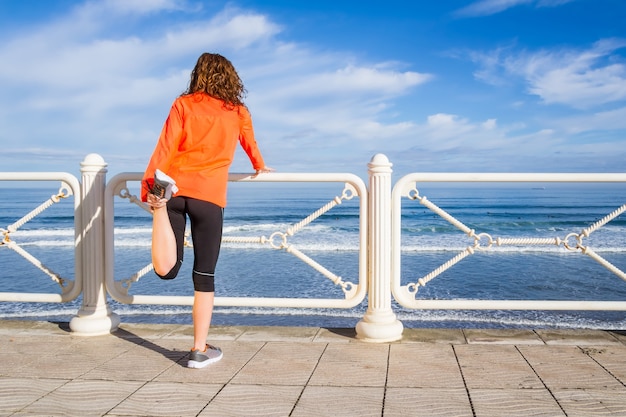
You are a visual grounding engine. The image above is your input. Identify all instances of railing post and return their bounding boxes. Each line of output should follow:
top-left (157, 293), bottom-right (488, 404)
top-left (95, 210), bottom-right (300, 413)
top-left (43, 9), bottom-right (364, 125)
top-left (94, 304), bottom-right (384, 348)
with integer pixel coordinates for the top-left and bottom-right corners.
top-left (356, 154), bottom-right (403, 342)
top-left (70, 154), bottom-right (120, 335)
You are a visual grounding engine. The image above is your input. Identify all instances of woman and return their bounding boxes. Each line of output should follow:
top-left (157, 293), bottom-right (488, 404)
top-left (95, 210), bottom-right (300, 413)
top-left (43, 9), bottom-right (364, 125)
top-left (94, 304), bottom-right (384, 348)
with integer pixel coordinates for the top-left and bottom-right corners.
top-left (142, 53), bottom-right (272, 369)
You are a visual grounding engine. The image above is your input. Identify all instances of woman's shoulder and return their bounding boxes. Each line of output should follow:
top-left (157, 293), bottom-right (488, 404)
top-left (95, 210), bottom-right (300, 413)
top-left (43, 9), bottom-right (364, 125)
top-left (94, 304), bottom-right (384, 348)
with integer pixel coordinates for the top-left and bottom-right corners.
top-left (177, 92), bottom-right (208, 104)
top-left (175, 93), bottom-right (249, 118)
top-left (236, 103), bottom-right (250, 116)
top-left (178, 93), bottom-right (238, 107)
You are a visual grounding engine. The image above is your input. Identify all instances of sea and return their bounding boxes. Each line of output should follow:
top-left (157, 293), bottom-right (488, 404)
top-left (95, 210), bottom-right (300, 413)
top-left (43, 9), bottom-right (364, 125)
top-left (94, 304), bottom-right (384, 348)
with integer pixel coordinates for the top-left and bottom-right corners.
top-left (1, 180), bottom-right (626, 330)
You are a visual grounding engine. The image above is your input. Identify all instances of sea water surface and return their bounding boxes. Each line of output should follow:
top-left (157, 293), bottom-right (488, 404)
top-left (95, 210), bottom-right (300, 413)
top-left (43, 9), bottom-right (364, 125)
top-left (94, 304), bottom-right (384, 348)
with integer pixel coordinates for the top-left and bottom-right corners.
top-left (1, 181), bottom-right (625, 329)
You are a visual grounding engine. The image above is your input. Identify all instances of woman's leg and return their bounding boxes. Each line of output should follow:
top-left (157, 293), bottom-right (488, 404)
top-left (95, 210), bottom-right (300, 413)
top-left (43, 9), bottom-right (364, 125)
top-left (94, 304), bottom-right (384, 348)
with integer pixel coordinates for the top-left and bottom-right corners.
top-left (187, 199), bottom-right (223, 350)
top-left (192, 291), bottom-right (215, 351)
top-left (148, 195), bottom-right (185, 277)
top-left (151, 206), bottom-right (177, 275)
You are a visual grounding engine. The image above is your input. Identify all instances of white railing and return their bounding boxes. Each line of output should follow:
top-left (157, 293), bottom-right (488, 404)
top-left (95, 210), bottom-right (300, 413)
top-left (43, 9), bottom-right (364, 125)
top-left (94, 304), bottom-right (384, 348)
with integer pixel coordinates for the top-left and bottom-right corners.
top-left (392, 172), bottom-right (626, 312)
top-left (1, 153), bottom-right (626, 341)
top-left (0, 172), bottom-right (82, 303)
top-left (104, 172), bottom-right (368, 309)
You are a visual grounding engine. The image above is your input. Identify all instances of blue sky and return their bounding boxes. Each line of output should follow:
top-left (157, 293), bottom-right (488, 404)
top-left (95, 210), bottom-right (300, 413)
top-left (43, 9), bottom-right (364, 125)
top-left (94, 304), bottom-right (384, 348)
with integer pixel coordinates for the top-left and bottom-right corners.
top-left (1, 0), bottom-right (625, 179)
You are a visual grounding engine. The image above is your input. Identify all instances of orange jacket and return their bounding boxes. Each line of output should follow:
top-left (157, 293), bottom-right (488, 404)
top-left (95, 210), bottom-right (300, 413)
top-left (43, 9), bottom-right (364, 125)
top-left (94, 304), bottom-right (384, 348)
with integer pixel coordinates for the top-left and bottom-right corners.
top-left (142, 93), bottom-right (265, 207)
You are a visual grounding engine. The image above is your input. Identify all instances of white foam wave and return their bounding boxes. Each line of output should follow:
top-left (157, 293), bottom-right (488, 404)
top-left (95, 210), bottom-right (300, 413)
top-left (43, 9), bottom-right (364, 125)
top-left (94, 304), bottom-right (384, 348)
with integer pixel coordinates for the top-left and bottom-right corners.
top-left (223, 222), bottom-right (334, 235)
top-left (12, 229), bottom-right (74, 237)
top-left (0, 308), bottom-right (78, 319)
top-left (113, 227), bottom-right (152, 235)
top-left (2, 304), bottom-right (624, 330)
top-left (13, 238), bottom-right (626, 253)
top-left (8, 223), bottom-right (626, 254)
top-left (18, 240), bottom-right (75, 247)
top-left (395, 310), bottom-right (626, 330)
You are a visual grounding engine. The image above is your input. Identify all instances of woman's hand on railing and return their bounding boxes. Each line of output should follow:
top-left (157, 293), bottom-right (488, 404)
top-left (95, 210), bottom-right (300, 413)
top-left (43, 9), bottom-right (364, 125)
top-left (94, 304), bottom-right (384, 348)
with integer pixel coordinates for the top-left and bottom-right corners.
top-left (254, 166), bottom-right (275, 177)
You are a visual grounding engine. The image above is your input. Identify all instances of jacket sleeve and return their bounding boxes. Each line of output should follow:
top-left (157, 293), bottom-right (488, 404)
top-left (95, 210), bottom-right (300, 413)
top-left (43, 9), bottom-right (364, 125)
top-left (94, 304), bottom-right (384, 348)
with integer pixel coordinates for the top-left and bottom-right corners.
top-left (238, 106), bottom-right (265, 171)
top-left (141, 100), bottom-right (184, 202)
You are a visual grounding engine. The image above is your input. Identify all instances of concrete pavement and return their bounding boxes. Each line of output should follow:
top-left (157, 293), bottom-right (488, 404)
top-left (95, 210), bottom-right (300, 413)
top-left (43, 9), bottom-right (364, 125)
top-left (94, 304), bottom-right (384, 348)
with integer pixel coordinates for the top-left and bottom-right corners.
top-left (2, 320), bottom-right (626, 416)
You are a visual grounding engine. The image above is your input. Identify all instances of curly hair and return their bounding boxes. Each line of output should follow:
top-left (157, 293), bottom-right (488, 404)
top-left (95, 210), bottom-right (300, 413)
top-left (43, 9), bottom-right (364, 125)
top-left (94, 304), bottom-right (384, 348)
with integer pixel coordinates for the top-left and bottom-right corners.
top-left (183, 53), bottom-right (246, 108)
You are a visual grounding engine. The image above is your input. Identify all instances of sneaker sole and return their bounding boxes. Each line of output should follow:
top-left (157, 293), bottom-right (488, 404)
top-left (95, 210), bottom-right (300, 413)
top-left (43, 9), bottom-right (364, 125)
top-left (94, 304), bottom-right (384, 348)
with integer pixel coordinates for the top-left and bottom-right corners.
top-left (187, 353), bottom-right (223, 369)
top-left (152, 181), bottom-right (172, 199)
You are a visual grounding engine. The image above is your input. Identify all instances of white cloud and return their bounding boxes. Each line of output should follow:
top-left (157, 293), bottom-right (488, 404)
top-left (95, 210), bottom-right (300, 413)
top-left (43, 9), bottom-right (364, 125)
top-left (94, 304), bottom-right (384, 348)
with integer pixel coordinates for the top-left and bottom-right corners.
top-left (552, 106), bottom-right (626, 134)
top-left (536, 0), bottom-right (576, 7)
top-left (454, 0), bottom-right (575, 17)
top-left (225, 42), bottom-right (433, 163)
top-left (455, 0), bottom-right (534, 17)
top-left (94, 0), bottom-right (189, 15)
top-left (513, 39), bottom-right (626, 108)
top-left (1, 0), bottom-right (623, 177)
top-left (299, 65), bottom-right (431, 96)
top-left (417, 113), bottom-right (514, 152)
top-left (471, 39), bottom-right (626, 109)
top-left (244, 60), bottom-right (431, 152)
top-left (386, 119), bottom-right (583, 173)
top-left (0, 3), bottom-right (284, 174)
top-left (0, 1), bottom-right (432, 175)
top-left (0, 7), bottom-right (280, 88)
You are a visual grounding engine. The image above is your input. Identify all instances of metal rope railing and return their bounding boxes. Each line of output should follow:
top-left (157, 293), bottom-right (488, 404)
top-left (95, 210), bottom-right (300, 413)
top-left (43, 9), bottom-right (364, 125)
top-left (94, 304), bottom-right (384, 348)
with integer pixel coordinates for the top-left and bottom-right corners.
top-left (103, 172), bottom-right (368, 309)
top-left (395, 179), bottom-right (626, 299)
top-left (1, 188), bottom-right (71, 288)
top-left (112, 183), bottom-right (359, 298)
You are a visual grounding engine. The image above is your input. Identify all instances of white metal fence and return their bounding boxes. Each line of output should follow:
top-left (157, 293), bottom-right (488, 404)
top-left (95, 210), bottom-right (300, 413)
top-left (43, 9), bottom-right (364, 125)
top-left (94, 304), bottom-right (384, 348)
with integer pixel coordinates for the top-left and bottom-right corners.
top-left (392, 172), bottom-right (626, 314)
top-left (1, 153), bottom-right (625, 341)
top-left (0, 172), bottom-right (82, 303)
top-left (104, 171), bottom-right (368, 309)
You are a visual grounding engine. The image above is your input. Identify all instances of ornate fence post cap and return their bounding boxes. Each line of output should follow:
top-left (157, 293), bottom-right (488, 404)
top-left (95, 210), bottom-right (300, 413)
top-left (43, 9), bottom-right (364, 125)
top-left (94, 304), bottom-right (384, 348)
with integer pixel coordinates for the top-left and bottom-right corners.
top-left (369, 153), bottom-right (391, 165)
top-left (81, 153), bottom-right (107, 169)
top-left (368, 154), bottom-right (393, 174)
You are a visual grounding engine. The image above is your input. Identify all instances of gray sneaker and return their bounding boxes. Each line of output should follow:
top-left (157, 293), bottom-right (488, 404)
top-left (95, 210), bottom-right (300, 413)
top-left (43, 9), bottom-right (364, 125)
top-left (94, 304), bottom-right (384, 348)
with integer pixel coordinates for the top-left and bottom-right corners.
top-left (188, 344), bottom-right (223, 369)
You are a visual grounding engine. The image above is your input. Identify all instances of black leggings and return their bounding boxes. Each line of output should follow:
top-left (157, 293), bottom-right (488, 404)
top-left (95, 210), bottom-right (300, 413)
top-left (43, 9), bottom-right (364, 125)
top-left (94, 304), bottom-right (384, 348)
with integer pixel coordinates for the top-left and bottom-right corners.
top-left (155, 196), bottom-right (223, 292)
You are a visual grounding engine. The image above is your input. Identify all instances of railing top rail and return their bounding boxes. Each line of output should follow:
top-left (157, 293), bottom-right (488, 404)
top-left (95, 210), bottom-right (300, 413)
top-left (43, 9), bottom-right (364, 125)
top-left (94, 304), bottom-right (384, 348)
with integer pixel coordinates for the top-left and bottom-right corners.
top-left (0, 172), bottom-right (81, 188)
top-left (108, 171), bottom-right (367, 187)
top-left (229, 172), bottom-right (366, 184)
top-left (396, 172), bottom-right (626, 183)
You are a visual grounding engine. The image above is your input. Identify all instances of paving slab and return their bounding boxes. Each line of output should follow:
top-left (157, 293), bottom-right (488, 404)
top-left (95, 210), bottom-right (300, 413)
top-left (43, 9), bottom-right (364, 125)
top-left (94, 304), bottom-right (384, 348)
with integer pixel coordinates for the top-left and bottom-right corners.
top-left (469, 388), bottom-right (565, 417)
top-left (292, 386), bottom-right (383, 417)
top-left (535, 329), bottom-right (623, 345)
top-left (236, 325), bottom-right (321, 342)
top-left (464, 328), bottom-right (544, 344)
top-left (198, 385), bottom-right (303, 417)
top-left (553, 389), bottom-right (626, 417)
top-left (455, 344), bottom-right (544, 389)
top-left (383, 387), bottom-right (473, 417)
top-left (387, 344), bottom-right (465, 388)
top-left (401, 327), bottom-right (466, 344)
top-left (518, 345), bottom-right (625, 390)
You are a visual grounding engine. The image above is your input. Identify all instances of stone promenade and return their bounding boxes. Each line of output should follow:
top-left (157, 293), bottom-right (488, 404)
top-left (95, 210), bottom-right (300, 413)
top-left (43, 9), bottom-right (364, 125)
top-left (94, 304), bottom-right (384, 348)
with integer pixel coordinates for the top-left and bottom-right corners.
top-left (2, 320), bottom-right (626, 416)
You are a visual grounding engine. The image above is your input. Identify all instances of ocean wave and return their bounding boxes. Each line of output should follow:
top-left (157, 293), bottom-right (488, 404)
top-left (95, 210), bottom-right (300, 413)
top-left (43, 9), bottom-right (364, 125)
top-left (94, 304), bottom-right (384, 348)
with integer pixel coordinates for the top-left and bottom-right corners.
top-left (11, 228), bottom-right (75, 237)
top-left (16, 240), bottom-right (75, 247)
top-left (6, 214), bottom-right (626, 254)
top-left (0, 307), bottom-right (79, 319)
top-left (2, 305), bottom-right (624, 330)
top-left (12, 238), bottom-right (626, 253)
top-left (395, 310), bottom-right (626, 330)
top-left (223, 222), bottom-right (334, 234)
